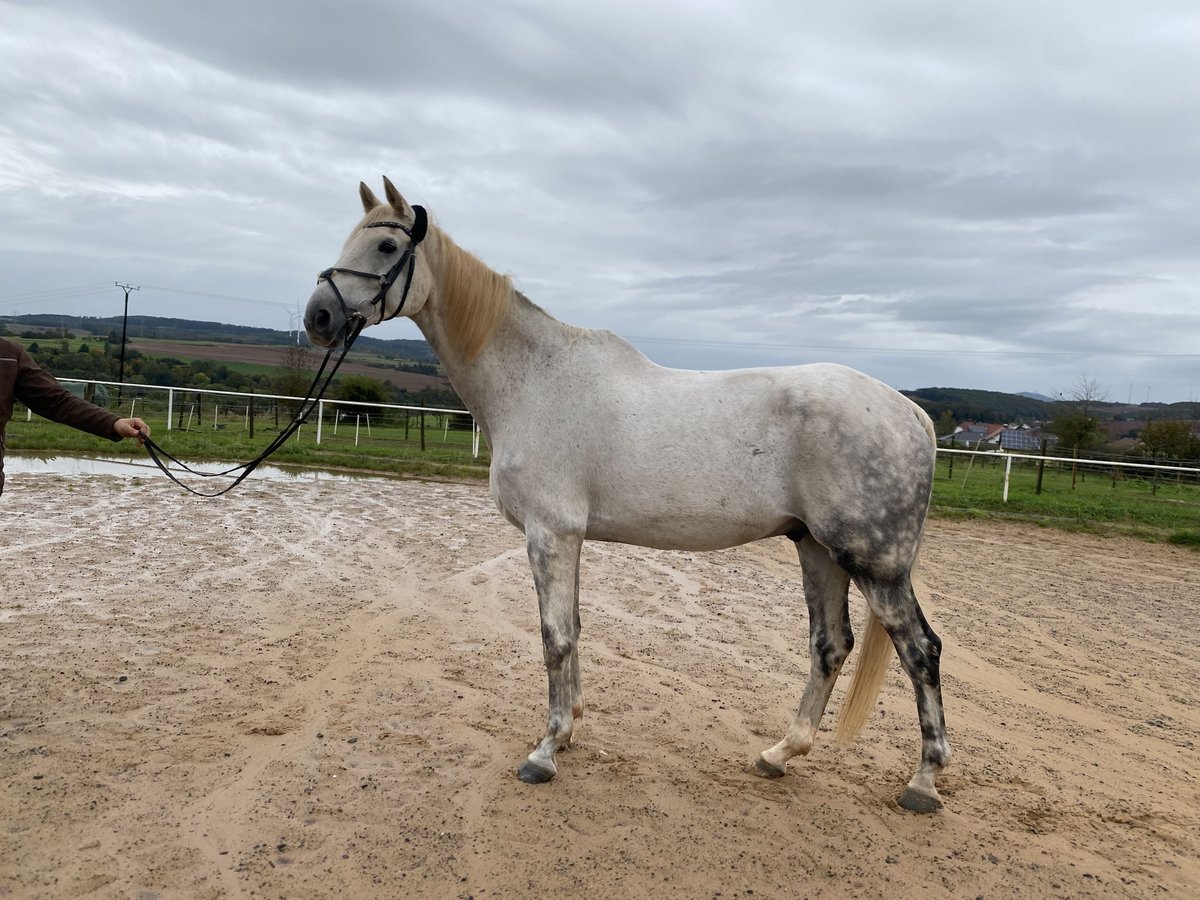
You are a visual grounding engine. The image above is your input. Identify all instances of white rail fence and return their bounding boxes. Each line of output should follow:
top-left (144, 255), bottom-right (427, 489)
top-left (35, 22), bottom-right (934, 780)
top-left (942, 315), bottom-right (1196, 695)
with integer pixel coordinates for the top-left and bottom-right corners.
top-left (38, 378), bottom-right (484, 459)
top-left (937, 447), bottom-right (1200, 503)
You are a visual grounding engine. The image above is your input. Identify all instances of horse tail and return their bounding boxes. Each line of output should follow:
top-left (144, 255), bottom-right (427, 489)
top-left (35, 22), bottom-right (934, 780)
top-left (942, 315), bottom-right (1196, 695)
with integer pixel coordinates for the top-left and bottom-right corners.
top-left (836, 608), bottom-right (893, 743)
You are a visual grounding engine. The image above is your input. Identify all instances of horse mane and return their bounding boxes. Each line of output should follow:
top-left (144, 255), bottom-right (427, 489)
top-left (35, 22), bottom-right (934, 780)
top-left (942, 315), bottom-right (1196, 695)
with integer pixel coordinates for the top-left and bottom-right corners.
top-left (430, 225), bottom-right (513, 362)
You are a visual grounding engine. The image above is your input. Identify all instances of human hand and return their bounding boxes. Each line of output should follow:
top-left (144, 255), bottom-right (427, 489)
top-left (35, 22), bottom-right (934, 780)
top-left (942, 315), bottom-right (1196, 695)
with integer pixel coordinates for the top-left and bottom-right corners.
top-left (114, 417), bottom-right (150, 444)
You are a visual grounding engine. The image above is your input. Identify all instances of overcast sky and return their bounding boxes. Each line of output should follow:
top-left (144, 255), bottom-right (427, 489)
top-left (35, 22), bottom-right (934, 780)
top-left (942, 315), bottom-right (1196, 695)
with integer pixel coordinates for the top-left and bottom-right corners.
top-left (1, 0), bottom-right (1198, 403)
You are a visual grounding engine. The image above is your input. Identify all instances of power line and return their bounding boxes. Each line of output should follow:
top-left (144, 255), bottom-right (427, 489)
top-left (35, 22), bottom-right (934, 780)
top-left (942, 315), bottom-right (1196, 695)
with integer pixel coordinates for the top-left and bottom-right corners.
top-left (623, 334), bottom-right (1200, 360)
top-left (0, 282), bottom-right (113, 303)
top-left (137, 283), bottom-right (293, 311)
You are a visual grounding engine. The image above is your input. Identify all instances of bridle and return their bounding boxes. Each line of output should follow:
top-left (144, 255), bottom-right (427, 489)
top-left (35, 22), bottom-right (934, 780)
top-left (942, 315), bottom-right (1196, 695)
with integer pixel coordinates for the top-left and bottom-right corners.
top-left (317, 205), bottom-right (429, 332)
top-left (140, 206), bottom-right (429, 497)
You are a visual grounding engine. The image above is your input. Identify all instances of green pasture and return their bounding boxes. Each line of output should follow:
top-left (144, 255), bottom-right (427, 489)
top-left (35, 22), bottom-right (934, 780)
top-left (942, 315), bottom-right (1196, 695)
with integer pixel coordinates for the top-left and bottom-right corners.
top-left (6, 400), bottom-right (490, 482)
top-left (932, 452), bottom-right (1199, 542)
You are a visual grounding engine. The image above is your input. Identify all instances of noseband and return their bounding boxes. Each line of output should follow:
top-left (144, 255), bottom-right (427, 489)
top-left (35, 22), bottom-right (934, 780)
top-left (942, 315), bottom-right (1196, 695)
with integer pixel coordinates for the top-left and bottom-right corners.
top-left (316, 205), bottom-right (429, 339)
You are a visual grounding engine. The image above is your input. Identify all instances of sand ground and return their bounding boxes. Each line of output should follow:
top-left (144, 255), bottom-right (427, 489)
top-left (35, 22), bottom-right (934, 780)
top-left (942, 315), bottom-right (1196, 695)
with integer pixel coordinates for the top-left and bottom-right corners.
top-left (1, 473), bottom-right (1197, 899)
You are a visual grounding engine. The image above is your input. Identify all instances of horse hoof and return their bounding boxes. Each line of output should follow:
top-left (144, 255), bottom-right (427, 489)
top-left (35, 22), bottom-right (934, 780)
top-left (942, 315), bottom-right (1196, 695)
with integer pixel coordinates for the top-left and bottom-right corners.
top-left (750, 756), bottom-right (786, 779)
top-left (517, 758), bottom-right (556, 784)
top-left (897, 787), bottom-right (943, 813)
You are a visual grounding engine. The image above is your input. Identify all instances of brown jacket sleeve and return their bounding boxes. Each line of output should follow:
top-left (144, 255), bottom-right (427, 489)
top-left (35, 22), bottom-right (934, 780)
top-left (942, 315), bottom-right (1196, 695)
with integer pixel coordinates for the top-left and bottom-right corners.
top-left (1, 339), bottom-right (121, 441)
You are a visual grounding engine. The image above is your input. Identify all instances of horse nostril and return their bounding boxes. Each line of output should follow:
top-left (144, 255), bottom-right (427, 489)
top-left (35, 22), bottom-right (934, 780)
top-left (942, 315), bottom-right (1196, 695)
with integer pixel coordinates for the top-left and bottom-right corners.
top-left (314, 308), bottom-right (331, 329)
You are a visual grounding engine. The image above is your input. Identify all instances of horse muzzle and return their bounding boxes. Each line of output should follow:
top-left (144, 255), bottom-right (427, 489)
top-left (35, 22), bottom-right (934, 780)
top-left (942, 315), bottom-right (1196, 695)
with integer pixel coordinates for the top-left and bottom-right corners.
top-left (304, 287), bottom-right (351, 348)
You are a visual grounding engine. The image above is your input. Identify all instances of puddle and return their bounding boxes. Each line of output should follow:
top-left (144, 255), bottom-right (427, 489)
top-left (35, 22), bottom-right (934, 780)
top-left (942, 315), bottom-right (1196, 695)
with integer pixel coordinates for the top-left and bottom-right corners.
top-left (5, 452), bottom-right (386, 484)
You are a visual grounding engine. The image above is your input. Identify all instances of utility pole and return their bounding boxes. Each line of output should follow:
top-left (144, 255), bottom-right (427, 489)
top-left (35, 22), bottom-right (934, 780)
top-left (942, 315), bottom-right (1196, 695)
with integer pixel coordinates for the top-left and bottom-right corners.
top-left (114, 282), bottom-right (140, 402)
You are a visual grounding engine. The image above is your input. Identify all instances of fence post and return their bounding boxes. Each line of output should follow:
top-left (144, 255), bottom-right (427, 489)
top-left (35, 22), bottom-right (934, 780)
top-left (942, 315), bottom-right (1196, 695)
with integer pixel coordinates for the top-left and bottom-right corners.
top-left (316, 399), bottom-right (324, 444)
top-left (167, 389), bottom-right (174, 432)
top-left (472, 420), bottom-right (480, 459)
top-left (248, 394), bottom-right (255, 439)
top-left (1003, 454), bottom-right (1013, 503)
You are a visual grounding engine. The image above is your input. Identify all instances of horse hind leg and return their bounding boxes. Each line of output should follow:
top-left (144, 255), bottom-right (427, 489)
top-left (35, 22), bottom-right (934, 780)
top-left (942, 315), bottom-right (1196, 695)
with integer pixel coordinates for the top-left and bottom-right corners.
top-left (753, 535), bottom-right (853, 777)
top-left (855, 573), bottom-right (952, 812)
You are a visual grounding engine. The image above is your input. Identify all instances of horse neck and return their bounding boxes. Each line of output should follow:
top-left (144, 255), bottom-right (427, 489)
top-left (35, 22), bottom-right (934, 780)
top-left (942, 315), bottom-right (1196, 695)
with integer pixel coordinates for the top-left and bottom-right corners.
top-left (412, 241), bottom-right (574, 440)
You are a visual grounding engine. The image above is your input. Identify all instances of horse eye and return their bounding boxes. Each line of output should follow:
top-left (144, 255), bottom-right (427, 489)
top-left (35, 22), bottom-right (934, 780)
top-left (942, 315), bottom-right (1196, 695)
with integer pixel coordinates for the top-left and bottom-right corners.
top-left (378, 238), bottom-right (398, 254)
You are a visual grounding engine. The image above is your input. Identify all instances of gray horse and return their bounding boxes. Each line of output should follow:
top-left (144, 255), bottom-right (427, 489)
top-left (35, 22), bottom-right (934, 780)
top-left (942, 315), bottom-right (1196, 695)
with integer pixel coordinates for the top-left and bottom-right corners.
top-left (305, 178), bottom-right (951, 813)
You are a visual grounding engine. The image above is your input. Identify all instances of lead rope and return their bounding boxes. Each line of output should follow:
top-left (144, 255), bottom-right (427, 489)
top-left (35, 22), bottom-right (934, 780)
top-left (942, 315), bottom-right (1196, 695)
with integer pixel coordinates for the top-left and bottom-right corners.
top-left (139, 319), bottom-right (365, 497)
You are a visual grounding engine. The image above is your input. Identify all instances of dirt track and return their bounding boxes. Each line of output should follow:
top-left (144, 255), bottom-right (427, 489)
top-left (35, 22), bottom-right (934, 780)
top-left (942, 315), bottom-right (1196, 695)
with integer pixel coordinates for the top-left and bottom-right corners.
top-left (1, 473), bottom-right (1197, 898)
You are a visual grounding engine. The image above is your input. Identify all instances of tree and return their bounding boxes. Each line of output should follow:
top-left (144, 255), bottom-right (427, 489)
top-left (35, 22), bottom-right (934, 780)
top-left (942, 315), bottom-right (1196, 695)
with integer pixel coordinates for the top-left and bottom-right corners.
top-left (1141, 421), bottom-right (1198, 461)
top-left (1049, 375), bottom-right (1108, 490)
top-left (334, 375), bottom-right (388, 421)
top-left (275, 344), bottom-right (315, 417)
top-left (934, 410), bottom-right (957, 437)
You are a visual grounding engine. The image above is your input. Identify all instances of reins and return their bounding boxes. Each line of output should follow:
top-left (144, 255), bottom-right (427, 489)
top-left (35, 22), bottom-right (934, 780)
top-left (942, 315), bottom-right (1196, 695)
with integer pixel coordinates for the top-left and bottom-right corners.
top-left (140, 206), bottom-right (428, 498)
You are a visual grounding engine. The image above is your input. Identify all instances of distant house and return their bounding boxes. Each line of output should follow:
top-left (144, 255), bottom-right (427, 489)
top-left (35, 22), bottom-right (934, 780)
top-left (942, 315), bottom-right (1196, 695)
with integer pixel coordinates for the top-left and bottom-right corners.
top-left (941, 421), bottom-right (1056, 452)
top-left (941, 422), bottom-right (1003, 448)
top-left (998, 427), bottom-right (1054, 451)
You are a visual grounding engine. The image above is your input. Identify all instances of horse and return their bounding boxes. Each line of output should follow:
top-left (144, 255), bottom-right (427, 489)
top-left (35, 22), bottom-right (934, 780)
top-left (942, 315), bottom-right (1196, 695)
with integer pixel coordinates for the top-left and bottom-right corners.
top-left (304, 177), bottom-right (952, 813)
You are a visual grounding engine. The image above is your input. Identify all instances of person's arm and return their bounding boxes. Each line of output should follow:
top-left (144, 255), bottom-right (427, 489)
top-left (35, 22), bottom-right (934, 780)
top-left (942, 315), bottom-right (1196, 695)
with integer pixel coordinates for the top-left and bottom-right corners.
top-left (15, 345), bottom-right (146, 442)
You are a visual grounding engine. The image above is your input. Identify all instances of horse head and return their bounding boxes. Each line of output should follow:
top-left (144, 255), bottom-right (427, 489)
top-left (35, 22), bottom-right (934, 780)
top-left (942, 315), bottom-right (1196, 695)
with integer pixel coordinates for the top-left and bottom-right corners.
top-left (304, 177), bottom-right (434, 347)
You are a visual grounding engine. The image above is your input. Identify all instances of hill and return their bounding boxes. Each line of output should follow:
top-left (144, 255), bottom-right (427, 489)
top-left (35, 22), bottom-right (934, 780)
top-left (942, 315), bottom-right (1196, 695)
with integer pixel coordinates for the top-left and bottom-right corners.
top-left (903, 386), bottom-right (1196, 425)
top-left (0, 313), bottom-right (435, 362)
top-left (903, 387), bottom-right (1053, 422)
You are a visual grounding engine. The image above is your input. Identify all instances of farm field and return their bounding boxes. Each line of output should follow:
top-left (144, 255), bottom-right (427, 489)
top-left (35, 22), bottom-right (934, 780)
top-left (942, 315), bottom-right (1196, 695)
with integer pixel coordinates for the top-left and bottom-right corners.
top-left (125, 338), bottom-right (447, 393)
top-left (1, 474), bottom-right (1196, 898)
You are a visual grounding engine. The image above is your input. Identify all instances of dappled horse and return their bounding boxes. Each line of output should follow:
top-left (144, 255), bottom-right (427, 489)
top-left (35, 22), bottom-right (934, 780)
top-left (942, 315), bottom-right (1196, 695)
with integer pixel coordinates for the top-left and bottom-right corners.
top-left (304, 178), bottom-right (951, 812)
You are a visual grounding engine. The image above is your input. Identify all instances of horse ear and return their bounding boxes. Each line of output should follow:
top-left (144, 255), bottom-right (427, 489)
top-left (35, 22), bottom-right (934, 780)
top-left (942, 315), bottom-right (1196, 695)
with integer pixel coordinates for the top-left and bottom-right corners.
top-left (359, 181), bottom-right (382, 213)
top-left (382, 176), bottom-right (413, 215)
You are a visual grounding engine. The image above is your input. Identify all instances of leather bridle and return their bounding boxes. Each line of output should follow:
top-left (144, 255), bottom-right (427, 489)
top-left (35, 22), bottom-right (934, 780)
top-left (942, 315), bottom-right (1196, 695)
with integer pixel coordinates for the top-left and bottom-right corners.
top-left (316, 205), bottom-right (429, 333)
top-left (140, 206), bottom-right (429, 497)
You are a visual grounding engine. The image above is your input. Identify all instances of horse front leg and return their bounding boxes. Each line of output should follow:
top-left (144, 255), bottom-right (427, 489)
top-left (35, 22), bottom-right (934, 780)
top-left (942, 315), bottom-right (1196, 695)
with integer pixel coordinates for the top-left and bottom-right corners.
top-left (517, 524), bottom-right (584, 784)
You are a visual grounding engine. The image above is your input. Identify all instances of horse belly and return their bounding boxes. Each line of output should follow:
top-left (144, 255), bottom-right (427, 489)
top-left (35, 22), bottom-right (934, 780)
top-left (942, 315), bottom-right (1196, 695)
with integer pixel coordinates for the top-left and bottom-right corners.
top-left (584, 470), bottom-right (792, 551)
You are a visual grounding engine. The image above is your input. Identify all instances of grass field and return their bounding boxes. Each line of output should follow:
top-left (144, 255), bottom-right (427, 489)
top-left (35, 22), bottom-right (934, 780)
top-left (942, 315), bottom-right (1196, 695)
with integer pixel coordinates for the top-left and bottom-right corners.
top-left (6, 404), bottom-right (490, 482)
top-left (6, 409), bottom-right (1198, 546)
top-left (931, 452), bottom-right (1199, 542)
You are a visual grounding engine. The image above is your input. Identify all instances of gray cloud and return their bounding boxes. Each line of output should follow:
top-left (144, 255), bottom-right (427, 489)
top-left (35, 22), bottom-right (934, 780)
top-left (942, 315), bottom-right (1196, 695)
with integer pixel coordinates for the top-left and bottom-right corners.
top-left (0, 0), bottom-right (1197, 401)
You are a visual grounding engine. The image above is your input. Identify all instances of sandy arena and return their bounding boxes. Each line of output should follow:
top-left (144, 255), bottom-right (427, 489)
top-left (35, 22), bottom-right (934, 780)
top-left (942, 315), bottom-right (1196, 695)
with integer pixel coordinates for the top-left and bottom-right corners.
top-left (1, 472), bottom-right (1197, 898)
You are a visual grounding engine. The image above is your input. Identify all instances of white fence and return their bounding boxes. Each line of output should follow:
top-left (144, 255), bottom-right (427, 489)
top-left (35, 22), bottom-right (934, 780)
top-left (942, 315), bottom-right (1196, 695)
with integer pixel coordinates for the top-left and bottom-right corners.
top-left (937, 447), bottom-right (1200, 503)
top-left (47, 377), bottom-right (483, 459)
